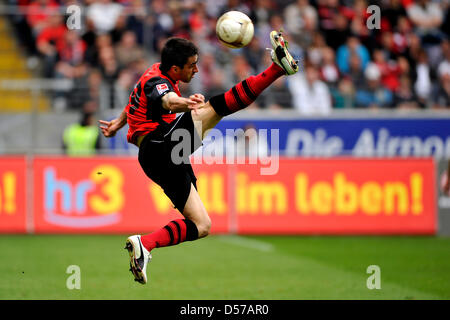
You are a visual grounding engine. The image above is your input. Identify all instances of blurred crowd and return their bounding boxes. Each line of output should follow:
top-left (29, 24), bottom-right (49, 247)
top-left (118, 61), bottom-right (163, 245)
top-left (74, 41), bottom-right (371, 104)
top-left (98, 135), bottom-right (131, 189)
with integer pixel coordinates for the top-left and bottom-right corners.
top-left (6, 0), bottom-right (450, 114)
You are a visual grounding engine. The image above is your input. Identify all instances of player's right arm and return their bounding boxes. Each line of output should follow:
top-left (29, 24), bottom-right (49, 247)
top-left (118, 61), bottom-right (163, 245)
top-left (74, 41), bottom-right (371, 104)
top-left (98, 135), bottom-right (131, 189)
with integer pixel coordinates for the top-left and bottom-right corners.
top-left (162, 92), bottom-right (205, 113)
top-left (98, 108), bottom-right (128, 138)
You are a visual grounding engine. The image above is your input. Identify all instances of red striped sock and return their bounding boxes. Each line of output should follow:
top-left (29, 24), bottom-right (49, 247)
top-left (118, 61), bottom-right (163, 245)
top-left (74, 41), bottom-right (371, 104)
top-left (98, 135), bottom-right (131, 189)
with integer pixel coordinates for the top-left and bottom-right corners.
top-left (140, 219), bottom-right (198, 251)
top-left (222, 63), bottom-right (285, 114)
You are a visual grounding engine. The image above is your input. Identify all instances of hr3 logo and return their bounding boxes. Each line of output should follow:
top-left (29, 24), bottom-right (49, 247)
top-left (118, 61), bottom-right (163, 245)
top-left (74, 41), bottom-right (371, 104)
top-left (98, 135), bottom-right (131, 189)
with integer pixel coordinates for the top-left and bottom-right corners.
top-left (44, 165), bottom-right (124, 228)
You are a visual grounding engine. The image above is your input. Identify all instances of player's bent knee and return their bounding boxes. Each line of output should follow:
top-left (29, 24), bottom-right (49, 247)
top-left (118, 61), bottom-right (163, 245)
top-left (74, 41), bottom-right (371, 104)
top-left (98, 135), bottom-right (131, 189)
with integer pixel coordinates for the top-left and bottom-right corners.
top-left (197, 216), bottom-right (212, 238)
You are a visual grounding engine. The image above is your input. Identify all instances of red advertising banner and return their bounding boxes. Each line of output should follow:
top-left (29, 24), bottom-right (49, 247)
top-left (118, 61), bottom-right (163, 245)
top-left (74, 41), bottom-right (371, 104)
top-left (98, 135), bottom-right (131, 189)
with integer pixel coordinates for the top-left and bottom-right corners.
top-left (32, 157), bottom-right (229, 234)
top-left (0, 156), bottom-right (435, 235)
top-left (232, 158), bottom-right (436, 235)
top-left (0, 157), bottom-right (27, 233)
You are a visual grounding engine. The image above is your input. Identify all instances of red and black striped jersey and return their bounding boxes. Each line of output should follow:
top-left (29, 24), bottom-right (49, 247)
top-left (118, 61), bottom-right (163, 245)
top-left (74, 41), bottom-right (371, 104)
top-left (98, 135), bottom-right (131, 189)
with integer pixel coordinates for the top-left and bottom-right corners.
top-left (125, 63), bottom-right (181, 145)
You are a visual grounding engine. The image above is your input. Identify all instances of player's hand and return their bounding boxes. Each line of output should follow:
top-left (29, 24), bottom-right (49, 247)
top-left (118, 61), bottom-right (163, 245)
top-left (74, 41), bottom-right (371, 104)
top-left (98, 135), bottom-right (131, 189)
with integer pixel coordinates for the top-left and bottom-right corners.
top-left (190, 94), bottom-right (205, 104)
top-left (98, 119), bottom-right (119, 138)
top-left (187, 94), bottom-right (205, 114)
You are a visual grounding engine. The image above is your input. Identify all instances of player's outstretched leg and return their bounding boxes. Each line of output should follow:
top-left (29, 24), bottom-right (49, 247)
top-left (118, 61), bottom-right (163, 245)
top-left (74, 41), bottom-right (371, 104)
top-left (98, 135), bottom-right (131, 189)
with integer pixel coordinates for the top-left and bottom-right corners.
top-left (209, 30), bottom-right (298, 118)
top-left (192, 30), bottom-right (299, 139)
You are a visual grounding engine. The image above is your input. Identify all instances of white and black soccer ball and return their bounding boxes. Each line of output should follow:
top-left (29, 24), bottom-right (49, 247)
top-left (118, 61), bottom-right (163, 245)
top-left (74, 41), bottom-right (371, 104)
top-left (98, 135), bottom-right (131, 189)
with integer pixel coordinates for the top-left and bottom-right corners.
top-left (216, 11), bottom-right (254, 49)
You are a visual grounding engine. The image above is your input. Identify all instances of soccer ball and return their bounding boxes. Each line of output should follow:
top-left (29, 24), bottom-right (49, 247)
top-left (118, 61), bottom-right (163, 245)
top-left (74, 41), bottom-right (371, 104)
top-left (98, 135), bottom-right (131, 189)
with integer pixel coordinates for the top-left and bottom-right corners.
top-left (216, 11), bottom-right (254, 49)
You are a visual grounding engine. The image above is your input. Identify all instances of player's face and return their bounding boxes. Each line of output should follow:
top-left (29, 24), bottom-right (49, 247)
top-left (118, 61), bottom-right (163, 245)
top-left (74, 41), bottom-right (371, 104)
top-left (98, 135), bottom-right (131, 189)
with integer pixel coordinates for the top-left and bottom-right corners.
top-left (179, 55), bottom-right (199, 83)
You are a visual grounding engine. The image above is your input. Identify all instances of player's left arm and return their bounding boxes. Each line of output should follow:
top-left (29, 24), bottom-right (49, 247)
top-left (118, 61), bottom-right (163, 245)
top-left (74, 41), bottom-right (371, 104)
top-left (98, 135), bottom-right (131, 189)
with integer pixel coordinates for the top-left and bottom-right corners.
top-left (162, 92), bottom-right (205, 113)
top-left (98, 109), bottom-right (128, 138)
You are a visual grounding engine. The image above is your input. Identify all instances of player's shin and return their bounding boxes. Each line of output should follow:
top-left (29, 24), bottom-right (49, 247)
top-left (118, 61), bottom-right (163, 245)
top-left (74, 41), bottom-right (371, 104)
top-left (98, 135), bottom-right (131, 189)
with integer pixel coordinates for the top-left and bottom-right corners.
top-left (140, 218), bottom-right (199, 252)
top-left (209, 63), bottom-right (284, 116)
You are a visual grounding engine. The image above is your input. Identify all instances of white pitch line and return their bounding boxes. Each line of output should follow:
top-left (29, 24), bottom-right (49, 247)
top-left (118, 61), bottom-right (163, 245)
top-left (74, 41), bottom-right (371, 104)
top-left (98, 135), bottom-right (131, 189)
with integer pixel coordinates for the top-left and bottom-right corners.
top-left (215, 235), bottom-right (275, 252)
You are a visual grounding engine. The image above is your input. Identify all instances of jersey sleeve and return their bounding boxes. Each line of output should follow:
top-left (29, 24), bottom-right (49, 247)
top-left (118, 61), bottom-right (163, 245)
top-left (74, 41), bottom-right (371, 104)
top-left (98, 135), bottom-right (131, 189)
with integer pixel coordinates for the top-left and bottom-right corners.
top-left (143, 77), bottom-right (175, 122)
top-left (143, 77), bottom-right (174, 108)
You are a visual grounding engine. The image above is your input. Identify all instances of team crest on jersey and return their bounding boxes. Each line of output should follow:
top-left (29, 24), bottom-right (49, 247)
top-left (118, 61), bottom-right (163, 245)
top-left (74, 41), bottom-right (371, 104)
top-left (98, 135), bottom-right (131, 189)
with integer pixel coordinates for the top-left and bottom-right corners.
top-left (156, 83), bottom-right (169, 95)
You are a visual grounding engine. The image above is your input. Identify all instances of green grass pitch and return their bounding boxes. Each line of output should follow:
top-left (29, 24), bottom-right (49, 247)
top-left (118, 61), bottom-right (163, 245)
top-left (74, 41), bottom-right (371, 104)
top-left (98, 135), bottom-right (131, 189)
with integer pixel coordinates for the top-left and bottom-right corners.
top-left (0, 234), bottom-right (449, 300)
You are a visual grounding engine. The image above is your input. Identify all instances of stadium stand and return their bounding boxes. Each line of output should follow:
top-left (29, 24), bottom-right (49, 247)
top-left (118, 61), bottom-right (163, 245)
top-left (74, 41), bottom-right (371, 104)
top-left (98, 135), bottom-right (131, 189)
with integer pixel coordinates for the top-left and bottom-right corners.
top-left (0, 0), bottom-right (448, 154)
top-left (0, 0), bottom-right (447, 113)
top-left (0, 14), bottom-right (49, 111)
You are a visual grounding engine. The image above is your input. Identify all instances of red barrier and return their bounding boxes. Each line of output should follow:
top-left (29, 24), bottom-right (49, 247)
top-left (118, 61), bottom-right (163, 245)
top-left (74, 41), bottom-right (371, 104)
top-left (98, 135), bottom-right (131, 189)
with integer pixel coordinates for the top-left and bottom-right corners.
top-left (32, 157), bottom-right (230, 234)
top-left (0, 156), bottom-right (437, 234)
top-left (0, 157), bottom-right (27, 233)
top-left (231, 158), bottom-right (436, 234)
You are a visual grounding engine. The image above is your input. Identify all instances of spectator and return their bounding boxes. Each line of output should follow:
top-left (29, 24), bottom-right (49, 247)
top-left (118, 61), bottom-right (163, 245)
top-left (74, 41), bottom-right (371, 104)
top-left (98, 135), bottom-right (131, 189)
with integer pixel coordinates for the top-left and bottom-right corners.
top-left (379, 31), bottom-right (399, 60)
top-left (346, 52), bottom-right (366, 90)
top-left (336, 35), bottom-right (370, 74)
top-left (218, 0), bottom-right (251, 17)
top-left (188, 1), bottom-right (210, 39)
top-left (407, 0), bottom-right (444, 46)
top-left (405, 32), bottom-right (422, 68)
top-left (228, 55), bottom-right (262, 109)
top-left (57, 30), bottom-right (89, 109)
top-left (288, 64), bottom-right (332, 115)
top-left (59, 30), bottom-right (87, 67)
top-left (257, 13), bottom-right (286, 50)
top-left (350, 0), bottom-right (371, 41)
top-left (115, 30), bottom-right (146, 69)
top-left (36, 13), bottom-right (66, 77)
top-left (149, 0), bottom-right (175, 51)
top-left (230, 54), bottom-right (253, 83)
top-left (115, 69), bottom-right (135, 109)
top-left (324, 12), bottom-right (351, 52)
top-left (397, 56), bottom-right (413, 79)
top-left (243, 36), bottom-right (265, 73)
top-left (98, 46), bottom-right (122, 109)
top-left (442, 1), bottom-right (450, 39)
top-left (169, 7), bottom-right (191, 39)
top-left (433, 61), bottom-right (450, 109)
top-left (205, 68), bottom-right (229, 101)
top-left (355, 63), bottom-right (393, 108)
top-left (125, 0), bottom-right (148, 45)
top-left (26, 0), bottom-right (59, 37)
top-left (86, 68), bottom-right (103, 105)
top-left (394, 75), bottom-right (420, 109)
top-left (413, 49), bottom-right (432, 106)
top-left (190, 51), bottom-right (220, 95)
top-left (437, 40), bottom-right (450, 79)
top-left (85, 33), bottom-right (113, 68)
top-left (382, 0), bottom-right (408, 31)
top-left (392, 16), bottom-right (412, 56)
top-left (319, 46), bottom-right (340, 88)
top-left (317, 0), bottom-right (353, 33)
top-left (332, 77), bottom-right (356, 109)
top-left (86, 0), bottom-right (126, 37)
top-left (372, 48), bottom-right (400, 92)
top-left (263, 77), bottom-right (293, 110)
top-left (307, 32), bottom-right (327, 67)
top-left (250, 0), bottom-right (274, 31)
top-left (284, 0), bottom-right (318, 46)
top-left (63, 108), bottom-right (101, 156)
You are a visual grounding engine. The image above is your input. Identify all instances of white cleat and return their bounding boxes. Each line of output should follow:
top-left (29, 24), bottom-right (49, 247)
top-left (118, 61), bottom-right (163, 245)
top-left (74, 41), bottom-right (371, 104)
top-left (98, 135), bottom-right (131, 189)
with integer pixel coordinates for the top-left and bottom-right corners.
top-left (124, 235), bottom-right (152, 285)
top-left (269, 30), bottom-right (299, 75)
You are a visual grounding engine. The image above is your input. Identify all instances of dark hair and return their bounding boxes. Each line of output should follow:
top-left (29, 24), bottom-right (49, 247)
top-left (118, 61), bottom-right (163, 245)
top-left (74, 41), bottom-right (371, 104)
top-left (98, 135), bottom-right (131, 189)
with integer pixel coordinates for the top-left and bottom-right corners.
top-left (160, 37), bottom-right (198, 73)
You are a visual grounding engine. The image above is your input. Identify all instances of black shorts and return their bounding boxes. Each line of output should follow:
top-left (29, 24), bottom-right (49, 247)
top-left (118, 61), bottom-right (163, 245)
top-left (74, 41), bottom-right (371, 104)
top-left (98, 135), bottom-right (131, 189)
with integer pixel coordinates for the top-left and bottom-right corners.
top-left (138, 112), bottom-right (202, 213)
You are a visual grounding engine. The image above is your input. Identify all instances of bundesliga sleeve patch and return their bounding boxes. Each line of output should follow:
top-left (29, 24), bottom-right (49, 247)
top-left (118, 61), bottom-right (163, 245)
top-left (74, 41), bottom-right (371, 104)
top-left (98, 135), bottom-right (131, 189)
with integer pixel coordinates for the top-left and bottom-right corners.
top-left (156, 83), bottom-right (169, 95)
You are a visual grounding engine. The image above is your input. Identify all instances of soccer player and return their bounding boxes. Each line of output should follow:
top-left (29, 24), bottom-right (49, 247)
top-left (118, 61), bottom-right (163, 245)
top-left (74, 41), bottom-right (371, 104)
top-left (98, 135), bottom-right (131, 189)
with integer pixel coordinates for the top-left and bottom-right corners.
top-left (98, 31), bottom-right (298, 284)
